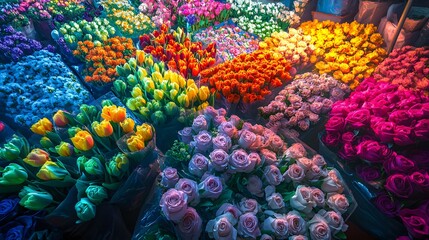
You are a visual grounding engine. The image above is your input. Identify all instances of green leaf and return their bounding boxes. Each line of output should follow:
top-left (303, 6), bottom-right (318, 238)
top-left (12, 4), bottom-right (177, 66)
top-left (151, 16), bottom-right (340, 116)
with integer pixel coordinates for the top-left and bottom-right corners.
top-left (335, 232), bottom-right (347, 240)
top-left (282, 191), bottom-right (295, 202)
top-left (200, 201), bottom-right (214, 207)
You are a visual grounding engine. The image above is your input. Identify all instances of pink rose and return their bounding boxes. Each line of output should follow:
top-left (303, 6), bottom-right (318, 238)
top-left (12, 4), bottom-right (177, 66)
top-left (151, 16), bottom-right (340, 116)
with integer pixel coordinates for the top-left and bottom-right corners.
top-left (356, 140), bottom-right (394, 163)
top-left (373, 121), bottom-right (396, 143)
top-left (230, 149), bottom-right (256, 173)
top-left (209, 149), bottom-right (229, 172)
top-left (311, 188), bottom-right (325, 207)
top-left (385, 174), bottom-right (413, 198)
top-left (161, 167), bottom-right (179, 188)
top-left (175, 178), bottom-right (200, 206)
top-left (203, 106), bottom-right (218, 120)
top-left (345, 109), bottom-right (370, 129)
top-left (199, 175), bottom-right (223, 199)
top-left (318, 209), bottom-right (348, 234)
top-left (246, 175), bottom-right (264, 197)
top-left (325, 116), bottom-right (345, 133)
top-left (383, 154), bottom-right (416, 175)
top-left (306, 164), bottom-right (328, 180)
top-left (394, 126), bottom-right (414, 146)
top-left (312, 155), bottom-right (326, 167)
top-left (206, 213), bottom-right (238, 240)
top-left (218, 122), bottom-right (238, 138)
top-left (262, 216), bottom-right (289, 238)
top-left (216, 203), bottom-right (242, 220)
top-left (289, 235), bottom-right (308, 240)
top-left (327, 193), bottom-right (349, 213)
top-left (284, 164), bottom-right (305, 182)
top-left (213, 115), bottom-right (227, 127)
top-left (260, 149), bottom-right (278, 165)
top-left (414, 119), bottom-right (429, 141)
top-left (260, 234), bottom-right (273, 240)
top-left (268, 135), bottom-right (285, 153)
top-left (192, 115), bottom-right (208, 133)
top-left (160, 189), bottom-right (188, 222)
top-left (286, 211), bottom-right (306, 235)
top-left (285, 143), bottom-right (307, 159)
top-left (238, 198), bottom-right (259, 214)
top-left (228, 115), bottom-right (241, 126)
top-left (193, 130), bottom-right (212, 152)
top-left (321, 170), bottom-right (344, 193)
top-left (263, 165), bottom-right (283, 186)
top-left (176, 207), bottom-right (202, 240)
top-left (308, 214), bottom-right (331, 240)
top-left (237, 213), bottom-right (261, 239)
top-left (189, 153), bottom-right (209, 177)
top-left (238, 130), bottom-right (257, 149)
top-left (212, 134), bottom-right (232, 151)
top-left (296, 157), bottom-right (313, 171)
top-left (290, 185), bottom-right (316, 213)
top-left (266, 192), bottom-right (285, 210)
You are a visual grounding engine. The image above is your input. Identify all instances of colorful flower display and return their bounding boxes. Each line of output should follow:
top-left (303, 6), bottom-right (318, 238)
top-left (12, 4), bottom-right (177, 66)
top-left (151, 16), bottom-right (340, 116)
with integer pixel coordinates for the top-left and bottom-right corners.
top-left (0, 1), bottom-right (30, 28)
top-left (373, 46), bottom-right (429, 92)
top-left (200, 50), bottom-right (295, 104)
top-left (46, 0), bottom-right (85, 21)
top-left (153, 107), bottom-right (355, 239)
top-left (260, 73), bottom-right (350, 136)
top-left (178, 0), bottom-right (231, 32)
top-left (139, 25), bottom-right (216, 79)
top-left (113, 50), bottom-right (212, 126)
top-left (193, 23), bottom-right (259, 63)
top-left (0, 50), bottom-right (91, 127)
top-left (73, 36), bottom-right (136, 84)
top-left (138, 0), bottom-right (185, 28)
top-left (300, 20), bottom-right (386, 89)
top-left (18, 0), bottom-right (51, 21)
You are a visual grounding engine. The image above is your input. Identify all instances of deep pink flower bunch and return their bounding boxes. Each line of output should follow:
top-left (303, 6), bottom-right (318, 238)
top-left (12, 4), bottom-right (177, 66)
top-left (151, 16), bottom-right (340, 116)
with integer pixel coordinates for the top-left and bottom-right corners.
top-left (178, 0), bottom-right (231, 30)
top-left (138, 0), bottom-right (185, 27)
top-left (323, 77), bottom-right (429, 239)
top-left (373, 46), bottom-right (429, 92)
top-left (18, 0), bottom-right (51, 20)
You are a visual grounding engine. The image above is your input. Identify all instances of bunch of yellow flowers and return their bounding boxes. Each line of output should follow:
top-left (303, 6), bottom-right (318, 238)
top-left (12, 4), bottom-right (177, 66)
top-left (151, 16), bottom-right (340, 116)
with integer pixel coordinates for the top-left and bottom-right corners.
top-left (300, 20), bottom-right (386, 89)
top-left (100, 0), bottom-right (155, 37)
top-left (259, 28), bottom-right (315, 67)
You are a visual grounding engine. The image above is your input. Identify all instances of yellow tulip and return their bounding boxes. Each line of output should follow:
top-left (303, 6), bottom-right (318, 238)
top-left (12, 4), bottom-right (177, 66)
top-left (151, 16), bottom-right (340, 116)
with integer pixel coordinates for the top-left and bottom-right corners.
top-left (55, 142), bottom-right (74, 157)
top-left (131, 86), bottom-right (143, 98)
top-left (151, 71), bottom-right (163, 83)
top-left (71, 130), bottom-right (94, 151)
top-left (127, 134), bottom-right (145, 152)
top-left (92, 120), bottom-right (114, 137)
top-left (136, 50), bottom-right (145, 66)
top-left (53, 110), bottom-right (68, 127)
top-left (186, 87), bottom-right (198, 101)
top-left (177, 93), bottom-right (190, 108)
top-left (36, 161), bottom-right (69, 180)
top-left (101, 105), bottom-right (127, 123)
top-left (120, 118), bottom-right (135, 133)
top-left (24, 149), bottom-right (50, 167)
top-left (144, 78), bottom-right (155, 92)
top-left (198, 86), bottom-right (210, 101)
top-left (31, 118), bottom-right (53, 135)
top-left (136, 123), bottom-right (153, 141)
top-left (178, 75), bottom-right (186, 88)
top-left (153, 89), bottom-right (164, 101)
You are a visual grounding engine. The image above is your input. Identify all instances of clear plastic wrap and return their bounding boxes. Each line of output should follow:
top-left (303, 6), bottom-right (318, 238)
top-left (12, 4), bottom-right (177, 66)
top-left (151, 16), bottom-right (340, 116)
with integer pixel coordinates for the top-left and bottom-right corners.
top-left (317, 0), bottom-right (359, 16)
top-left (354, 0), bottom-right (393, 26)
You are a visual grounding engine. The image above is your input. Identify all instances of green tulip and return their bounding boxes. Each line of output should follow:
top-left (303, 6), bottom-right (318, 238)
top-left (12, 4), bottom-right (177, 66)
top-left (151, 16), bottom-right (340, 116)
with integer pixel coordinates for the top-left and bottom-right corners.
top-left (126, 98), bottom-right (138, 111)
top-left (106, 153), bottom-right (129, 178)
top-left (0, 163), bottom-right (28, 185)
top-left (137, 67), bottom-right (147, 82)
top-left (77, 156), bottom-right (88, 173)
top-left (128, 58), bottom-right (137, 70)
top-left (127, 74), bottom-right (138, 86)
top-left (151, 111), bottom-right (167, 126)
top-left (84, 157), bottom-right (104, 176)
top-left (68, 127), bottom-right (82, 138)
top-left (164, 102), bottom-right (179, 116)
top-left (40, 137), bottom-right (54, 148)
top-left (113, 80), bottom-right (127, 95)
top-left (0, 143), bottom-right (20, 161)
top-left (85, 185), bottom-right (108, 205)
top-left (101, 99), bottom-right (114, 107)
top-left (19, 187), bottom-right (53, 210)
top-left (75, 198), bottom-right (96, 222)
top-left (139, 107), bottom-right (151, 120)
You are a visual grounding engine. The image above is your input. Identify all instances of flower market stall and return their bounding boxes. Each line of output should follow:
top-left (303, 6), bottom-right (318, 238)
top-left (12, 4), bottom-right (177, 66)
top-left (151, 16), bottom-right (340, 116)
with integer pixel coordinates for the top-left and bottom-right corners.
top-left (0, 0), bottom-right (428, 239)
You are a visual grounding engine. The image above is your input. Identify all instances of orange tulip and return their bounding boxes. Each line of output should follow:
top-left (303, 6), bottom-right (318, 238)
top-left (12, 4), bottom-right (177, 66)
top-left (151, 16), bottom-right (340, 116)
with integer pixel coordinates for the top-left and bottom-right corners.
top-left (71, 130), bottom-right (94, 151)
top-left (101, 105), bottom-right (127, 123)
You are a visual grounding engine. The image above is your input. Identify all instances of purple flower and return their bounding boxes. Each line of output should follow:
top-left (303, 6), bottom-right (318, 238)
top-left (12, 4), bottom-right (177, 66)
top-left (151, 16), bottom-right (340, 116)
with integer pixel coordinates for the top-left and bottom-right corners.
top-left (193, 130), bottom-right (212, 152)
top-left (189, 154), bottom-right (209, 177)
top-left (178, 127), bottom-right (193, 144)
top-left (209, 149), bottom-right (229, 172)
top-left (212, 134), bottom-right (231, 151)
top-left (160, 189), bottom-right (188, 223)
top-left (161, 167), bottom-right (179, 188)
top-left (175, 178), bottom-right (200, 206)
top-left (198, 175), bottom-right (223, 199)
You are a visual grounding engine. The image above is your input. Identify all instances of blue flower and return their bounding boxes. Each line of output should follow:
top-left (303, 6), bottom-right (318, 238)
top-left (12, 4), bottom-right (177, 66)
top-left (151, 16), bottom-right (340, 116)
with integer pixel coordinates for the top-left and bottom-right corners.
top-left (0, 197), bottom-right (19, 225)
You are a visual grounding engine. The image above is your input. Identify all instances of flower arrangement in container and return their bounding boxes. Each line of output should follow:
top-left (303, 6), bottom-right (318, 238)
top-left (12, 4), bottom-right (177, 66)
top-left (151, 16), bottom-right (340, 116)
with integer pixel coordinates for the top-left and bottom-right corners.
top-left (260, 73), bottom-right (350, 137)
top-left (193, 23), bottom-right (260, 63)
top-left (300, 20), bottom-right (386, 89)
top-left (73, 36), bottom-right (136, 84)
top-left (0, 2), bottom-right (31, 29)
top-left (139, 25), bottom-right (216, 79)
top-left (321, 77), bottom-right (429, 239)
top-left (199, 50), bottom-right (295, 106)
top-left (0, 100), bottom-right (157, 226)
top-left (138, 0), bottom-right (185, 28)
top-left (144, 107), bottom-right (355, 239)
top-left (113, 50), bottom-right (213, 127)
top-left (177, 0), bottom-right (231, 32)
top-left (18, 0), bottom-right (51, 21)
top-left (373, 46), bottom-right (429, 92)
top-left (258, 28), bottom-right (315, 69)
top-left (100, 0), bottom-right (155, 38)
top-left (46, 0), bottom-right (85, 22)
top-left (0, 50), bottom-right (91, 127)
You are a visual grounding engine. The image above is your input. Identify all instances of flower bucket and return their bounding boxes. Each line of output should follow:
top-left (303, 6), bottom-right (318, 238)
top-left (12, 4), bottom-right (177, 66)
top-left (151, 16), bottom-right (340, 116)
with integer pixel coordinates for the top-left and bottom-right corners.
top-left (33, 19), bottom-right (54, 40)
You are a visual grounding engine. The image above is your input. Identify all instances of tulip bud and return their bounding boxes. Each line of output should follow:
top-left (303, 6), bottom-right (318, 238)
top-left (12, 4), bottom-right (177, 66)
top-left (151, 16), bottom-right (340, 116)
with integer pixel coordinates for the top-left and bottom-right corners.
top-left (164, 102), bottom-right (179, 116)
top-left (120, 118), bottom-right (135, 133)
top-left (19, 188), bottom-right (53, 210)
top-left (36, 161), bottom-right (69, 180)
top-left (75, 198), bottom-right (96, 222)
top-left (30, 118), bottom-right (53, 135)
top-left (101, 105), bottom-right (126, 123)
top-left (113, 80), bottom-right (127, 95)
top-left (92, 120), bottom-right (114, 137)
top-left (153, 63), bottom-right (160, 73)
top-left (139, 107), bottom-right (151, 120)
top-left (123, 63), bottom-right (132, 76)
top-left (128, 58), bottom-right (137, 70)
top-left (177, 93), bottom-right (190, 107)
top-left (0, 163), bottom-right (28, 185)
top-left (187, 79), bottom-right (196, 88)
top-left (85, 185), bottom-right (108, 205)
top-left (84, 157), bottom-right (104, 176)
top-left (127, 134), bottom-right (145, 152)
top-left (137, 67), bottom-right (147, 81)
top-left (127, 74), bottom-right (137, 86)
top-left (164, 70), bottom-right (171, 81)
top-left (160, 80), bottom-right (169, 92)
top-left (136, 123), bottom-right (153, 141)
top-left (116, 65), bottom-right (126, 77)
top-left (144, 78), bottom-right (155, 94)
top-left (55, 142), bottom-right (74, 157)
top-left (0, 142), bottom-right (20, 161)
top-left (40, 137), bottom-right (54, 149)
top-left (136, 50), bottom-right (145, 66)
top-left (53, 110), bottom-right (69, 127)
top-left (158, 61), bottom-right (165, 73)
top-left (101, 99), bottom-right (114, 107)
top-left (126, 98), bottom-right (138, 111)
top-left (170, 89), bottom-right (179, 99)
top-left (76, 113), bottom-right (87, 124)
top-left (151, 111), bottom-right (167, 126)
top-left (152, 71), bottom-right (163, 83)
top-left (107, 153), bottom-right (129, 178)
top-left (68, 127), bottom-right (82, 138)
top-left (24, 149), bottom-right (50, 167)
top-left (131, 86), bottom-right (143, 98)
top-left (197, 102), bottom-right (210, 111)
top-left (178, 76), bottom-right (186, 88)
top-left (154, 89), bottom-right (164, 101)
top-left (198, 86), bottom-right (210, 101)
top-left (71, 130), bottom-right (94, 151)
top-left (145, 55), bottom-right (154, 67)
top-left (151, 100), bottom-right (162, 111)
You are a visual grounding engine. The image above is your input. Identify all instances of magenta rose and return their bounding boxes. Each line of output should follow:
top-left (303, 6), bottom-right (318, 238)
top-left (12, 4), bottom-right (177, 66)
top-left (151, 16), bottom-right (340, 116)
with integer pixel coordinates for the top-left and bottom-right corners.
top-left (284, 164), bottom-right (305, 182)
top-left (373, 192), bottom-right (400, 217)
top-left (385, 174), bottom-right (413, 198)
top-left (238, 198), bottom-right (259, 214)
top-left (193, 130), bottom-right (212, 152)
top-left (414, 119), bottom-right (429, 141)
top-left (308, 214), bottom-right (331, 240)
top-left (389, 110), bottom-right (413, 126)
top-left (327, 193), bottom-right (349, 213)
top-left (356, 166), bottom-right (381, 183)
top-left (260, 149), bottom-right (278, 165)
top-left (405, 149), bottom-right (429, 170)
top-left (409, 171), bottom-right (429, 193)
top-left (198, 175), bottom-right (223, 199)
top-left (399, 207), bottom-right (429, 239)
top-left (216, 203), bottom-right (242, 220)
top-left (383, 154), bottom-right (416, 175)
top-left (322, 132), bottom-right (341, 147)
top-left (176, 207), bottom-right (202, 240)
top-left (230, 149), bottom-right (256, 173)
top-left (263, 165), bottom-right (283, 186)
top-left (262, 216), bottom-right (289, 239)
top-left (218, 122), bottom-right (238, 138)
top-left (338, 143), bottom-right (357, 161)
top-left (394, 126), bottom-right (415, 146)
top-left (325, 116), bottom-right (345, 133)
top-left (189, 153), bottom-right (209, 177)
top-left (341, 132), bottom-right (356, 143)
top-left (246, 175), bottom-right (264, 197)
top-left (286, 211), bottom-right (306, 235)
top-left (160, 189), bottom-right (188, 222)
top-left (175, 178), bottom-right (200, 206)
top-left (212, 134), bottom-right (232, 151)
top-left (318, 209), bottom-right (348, 234)
top-left (237, 213), bottom-right (261, 239)
top-left (373, 121), bottom-right (396, 143)
top-left (192, 115), bottom-right (208, 133)
top-left (161, 167), bottom-right (179, 188)
top-left (345, 109), bottom-right (370, 129)
top-left (356, 140), bottom-right (394, 163)
top-left (178, 127), bottom-right (193, 144)
top-left (209, 149), bottom-right (229, 172)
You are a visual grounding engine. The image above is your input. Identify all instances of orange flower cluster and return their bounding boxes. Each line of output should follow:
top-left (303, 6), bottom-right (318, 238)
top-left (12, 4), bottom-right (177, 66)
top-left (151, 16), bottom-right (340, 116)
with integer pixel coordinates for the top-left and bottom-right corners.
top-left (200, 50), bottom-right (294, 104)
top-left (139, 25), bottom-right (216, 79)
top-left (73, 37), bottom-right (136, 84)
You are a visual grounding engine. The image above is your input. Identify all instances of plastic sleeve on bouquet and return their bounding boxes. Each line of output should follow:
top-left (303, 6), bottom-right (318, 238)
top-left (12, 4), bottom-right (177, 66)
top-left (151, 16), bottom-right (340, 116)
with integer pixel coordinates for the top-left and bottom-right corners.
top-left (116, 131), bottom-right (157, 169)
top-left (154, 118), bottom-right (186, 153)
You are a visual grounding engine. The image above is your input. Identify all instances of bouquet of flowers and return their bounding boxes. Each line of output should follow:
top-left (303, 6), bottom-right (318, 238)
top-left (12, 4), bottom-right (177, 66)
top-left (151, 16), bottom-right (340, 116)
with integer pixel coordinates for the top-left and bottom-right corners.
top-left (178, 0), bottom-right (231, 32)
top-left (373, 46), bottom-right (429, 92)
top-left (73, 36), bottom-right (136, 84)
top-left (200, 50), bottom-right (295, 106)
top-left (113, 50), bottom-right (213, 127)
top-left (0, 25), bottom-right (54, 63)
top-left (81, 0), bottom-right (104, 22)
top-left (0, 1), bottom-right (30, 28)
top-left (193, 23), bottom-right (260, 63)
top-left (258, 28), bottom-right (315, 68)
top-left (0, 50), bottom-right (91, 127)
top-left (260, 73), bottom-right (350, 137)
top-left (53, 17), bottom-right (116, 50)
top-left (138, 0), bottom-right (185, 28)
top-left (139, 25), bottom-right (216, 79)
top-left (0, 101), bottom-right (157, 227)
top-left (46, 0), bottom-right (85, 22)
top-left (300, 20), bottom-right (386, 89)
top-left (322, 77), bottom-right (429, 239)
top-left (100, 0), bottom-right (155, 38)
top-left (145, 107), bottom-right (355, 239)
top-left (18, 0), bottom-right (51, 21)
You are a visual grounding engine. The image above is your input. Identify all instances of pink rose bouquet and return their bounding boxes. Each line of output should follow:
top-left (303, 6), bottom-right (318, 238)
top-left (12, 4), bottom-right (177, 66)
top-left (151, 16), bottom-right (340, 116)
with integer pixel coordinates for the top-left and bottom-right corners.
top-left (152, 107), bottom-right (355, 239)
